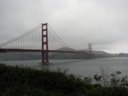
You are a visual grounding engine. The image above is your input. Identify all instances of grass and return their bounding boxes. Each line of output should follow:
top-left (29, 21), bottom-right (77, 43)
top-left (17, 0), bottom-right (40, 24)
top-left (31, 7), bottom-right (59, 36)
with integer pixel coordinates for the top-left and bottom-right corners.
top-left (0, 63), bottom-right (128, 96)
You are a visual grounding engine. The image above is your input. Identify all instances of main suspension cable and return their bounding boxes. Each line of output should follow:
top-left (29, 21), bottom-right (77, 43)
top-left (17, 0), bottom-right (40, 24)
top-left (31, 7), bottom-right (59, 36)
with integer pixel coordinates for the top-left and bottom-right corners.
top-left (48, 24), bottom-right (70, 48)
top-left (48, 30), bottom-right (67, 48)
top-left (0, 24), bottom-right (41, 48)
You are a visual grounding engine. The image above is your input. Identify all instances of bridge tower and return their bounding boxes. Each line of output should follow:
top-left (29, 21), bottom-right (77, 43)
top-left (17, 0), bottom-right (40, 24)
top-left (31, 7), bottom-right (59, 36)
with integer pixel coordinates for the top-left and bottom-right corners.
top-left (42, 23), bottom-right (49, 64)
top-left (88, 43), bottom-right (92, 53)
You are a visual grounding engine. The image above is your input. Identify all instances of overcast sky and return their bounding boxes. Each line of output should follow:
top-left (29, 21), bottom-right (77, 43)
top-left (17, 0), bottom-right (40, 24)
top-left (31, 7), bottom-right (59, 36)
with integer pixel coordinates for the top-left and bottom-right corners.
top-left (0, 0), bottom-right (128, 53)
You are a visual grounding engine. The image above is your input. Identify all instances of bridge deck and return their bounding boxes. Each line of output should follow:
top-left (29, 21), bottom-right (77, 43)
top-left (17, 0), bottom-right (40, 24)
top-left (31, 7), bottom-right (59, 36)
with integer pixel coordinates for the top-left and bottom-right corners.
top-left (0, 48), bottom-right (90, 54)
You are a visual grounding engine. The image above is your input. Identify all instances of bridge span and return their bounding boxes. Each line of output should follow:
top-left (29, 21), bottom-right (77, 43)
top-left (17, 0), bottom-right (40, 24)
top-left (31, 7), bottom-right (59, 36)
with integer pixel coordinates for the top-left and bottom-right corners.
top-left (0, 48), bottom-right (91, 54)
top-left (0, 23), bottom-right (93, 64)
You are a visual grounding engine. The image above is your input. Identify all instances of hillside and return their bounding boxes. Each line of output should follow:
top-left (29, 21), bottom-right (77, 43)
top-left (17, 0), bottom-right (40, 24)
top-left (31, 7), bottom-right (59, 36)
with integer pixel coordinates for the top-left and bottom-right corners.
top-left (0, 52), bottom-right (42, 60)
top-left (0, 47), bottom-right (125, 60)
top-left (49, 47), bottom-right (94, 59)
top-left (49, 47), bottom-right (117, 59)
top-left (56, 47), bottom-right (76, 51)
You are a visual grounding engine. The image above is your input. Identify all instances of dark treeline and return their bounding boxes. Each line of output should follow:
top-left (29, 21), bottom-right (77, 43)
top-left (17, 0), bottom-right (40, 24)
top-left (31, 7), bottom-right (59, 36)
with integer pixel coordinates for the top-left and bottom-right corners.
top-left (0, 63), bottom-right (128, 96)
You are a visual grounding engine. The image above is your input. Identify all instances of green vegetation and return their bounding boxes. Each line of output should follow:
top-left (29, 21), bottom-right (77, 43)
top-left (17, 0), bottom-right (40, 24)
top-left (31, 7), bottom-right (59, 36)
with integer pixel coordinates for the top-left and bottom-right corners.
top-left (0, 64), bottom-right (128, 96)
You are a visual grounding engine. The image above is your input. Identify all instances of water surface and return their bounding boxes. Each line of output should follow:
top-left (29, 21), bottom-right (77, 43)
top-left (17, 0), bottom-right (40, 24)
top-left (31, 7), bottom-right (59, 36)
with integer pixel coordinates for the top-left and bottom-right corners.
top-left (1, 57), bottom-right (128, 77)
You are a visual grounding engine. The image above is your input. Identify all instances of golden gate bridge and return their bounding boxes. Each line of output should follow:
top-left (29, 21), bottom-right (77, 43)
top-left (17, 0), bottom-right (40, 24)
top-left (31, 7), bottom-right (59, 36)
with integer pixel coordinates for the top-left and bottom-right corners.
top-left (0, 23), bottom-right (93, 64)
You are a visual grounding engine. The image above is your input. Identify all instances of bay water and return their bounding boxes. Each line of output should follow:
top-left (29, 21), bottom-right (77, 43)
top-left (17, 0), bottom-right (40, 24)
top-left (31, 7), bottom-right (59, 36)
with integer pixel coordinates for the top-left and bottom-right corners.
top-left (1, 57), bottom-right (128, 78)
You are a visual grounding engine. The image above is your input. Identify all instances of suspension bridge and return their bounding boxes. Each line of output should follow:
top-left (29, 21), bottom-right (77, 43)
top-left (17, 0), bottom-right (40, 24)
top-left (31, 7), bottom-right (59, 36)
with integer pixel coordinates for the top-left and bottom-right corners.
top-left (0, 23), bottom-right (93, 64)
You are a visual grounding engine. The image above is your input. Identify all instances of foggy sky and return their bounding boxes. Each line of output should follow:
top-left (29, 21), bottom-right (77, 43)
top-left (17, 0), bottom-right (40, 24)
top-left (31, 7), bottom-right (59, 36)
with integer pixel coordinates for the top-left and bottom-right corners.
top-left (0, 0), bottom-right (128, 53)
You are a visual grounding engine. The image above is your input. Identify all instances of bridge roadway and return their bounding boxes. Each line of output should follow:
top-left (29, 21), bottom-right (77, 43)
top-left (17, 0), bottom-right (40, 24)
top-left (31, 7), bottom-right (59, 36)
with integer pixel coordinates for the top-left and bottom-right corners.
top-left (0, 48), bottom-right (90, 54)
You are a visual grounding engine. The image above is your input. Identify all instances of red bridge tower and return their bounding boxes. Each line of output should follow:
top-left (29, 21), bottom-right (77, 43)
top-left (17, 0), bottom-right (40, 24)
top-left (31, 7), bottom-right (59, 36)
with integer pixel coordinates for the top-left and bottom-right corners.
top-left (42, 23), bottom-right (49, 64)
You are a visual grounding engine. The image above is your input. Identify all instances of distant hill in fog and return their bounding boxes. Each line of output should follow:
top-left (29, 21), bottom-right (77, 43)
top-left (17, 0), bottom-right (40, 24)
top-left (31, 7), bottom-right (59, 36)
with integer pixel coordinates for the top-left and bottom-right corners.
top-left (0, 47), bottom-right (127, 60)
top-left (49, 47), bottom-right (118, 59)
top-left (0, 52), bottom-right (42, 60)
top-left (56, 47), bottom-right (76, 51)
